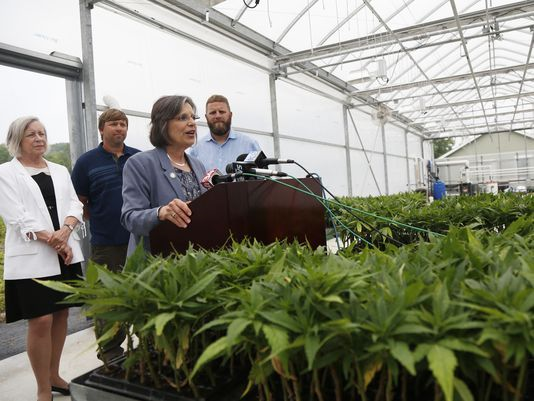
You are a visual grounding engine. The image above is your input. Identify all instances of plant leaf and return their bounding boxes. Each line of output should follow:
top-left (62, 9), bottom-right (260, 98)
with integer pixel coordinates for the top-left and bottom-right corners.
top-left (427, 344), bottom-right (457, 401)
top-left (191, 336), bottom-right (228, 378)
top-left (305, 333), bottom-right (320, 370)
top-left (454, 377), bottom-right (474, 401)
top-left (390, 341), bottom-right (416, 375)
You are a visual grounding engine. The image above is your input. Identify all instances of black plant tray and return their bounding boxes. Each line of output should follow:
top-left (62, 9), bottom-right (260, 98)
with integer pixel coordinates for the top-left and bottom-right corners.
top-left (71, 357), bottom-right (252, 401)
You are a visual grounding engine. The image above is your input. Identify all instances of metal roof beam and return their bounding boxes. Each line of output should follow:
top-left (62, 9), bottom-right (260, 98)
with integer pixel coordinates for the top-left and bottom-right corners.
top-left (509, 30), bottom-right (534, 130)
top-left (426, 118), bottom-right (534, 134)
top-left (411, 108), bottom-right (534, 125)
top-left (126, 0), bottom-right (360, 99)
top-left (450, 0), bottom-right (491, 134)
top-left (355, 62), bottom-right (534, 95)
top-left (286, 22), bottom-right (534, 78)
top-left (0, 42), bottom-right (81, 79)
top-left (359, 0), bottom-right (472, 135)
top-left (429, 128), bottom-right (533, 139)
top-left (381, 78), bottom-right (534, 103)
top-left (399, 90), bottom-right (534, 111)
top-left (275, 1), bottom-right (534, 66)
top-left (276, 0), bottom-right (319, 44)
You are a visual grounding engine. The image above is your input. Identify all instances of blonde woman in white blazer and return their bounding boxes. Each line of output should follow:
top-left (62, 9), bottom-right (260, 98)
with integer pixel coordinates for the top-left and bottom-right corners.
top-left (0, 116), bottom-right (85, 401)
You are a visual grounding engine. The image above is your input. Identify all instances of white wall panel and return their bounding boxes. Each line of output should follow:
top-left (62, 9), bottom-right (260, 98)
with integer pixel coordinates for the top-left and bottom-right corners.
top-left (387, 156), bottom-right (409, 193)
top-left (276, 81), bottom-right (345, 145)
top-left (407, 132), bottom-right (423, 158)
top-left (121, 116), bottom-right (152, 152)
top-left (347, 109), bottom-right (384, 152)
top-left (0, 0), bottom-right (81, 57)
top-left (350, 149), bottom-right (385, 196)
top-left (423, 141), bottom-right (433, 160)
top-left (384, 124), bottom-right (406, 157)
top-left (279, 139), bottom-right (348, 196)
top-left (92, 8), bottom-right (272, 132)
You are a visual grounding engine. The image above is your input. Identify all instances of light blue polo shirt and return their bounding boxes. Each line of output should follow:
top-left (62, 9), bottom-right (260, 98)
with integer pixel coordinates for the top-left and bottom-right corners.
top-left (188, 129), bottom-right (261, 173)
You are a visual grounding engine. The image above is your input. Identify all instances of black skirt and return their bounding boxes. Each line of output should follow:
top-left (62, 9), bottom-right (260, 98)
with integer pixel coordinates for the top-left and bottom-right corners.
top-left (4, 172), bottom-right (82, 323)
top-left (4, 260), bottom-right (82, 323)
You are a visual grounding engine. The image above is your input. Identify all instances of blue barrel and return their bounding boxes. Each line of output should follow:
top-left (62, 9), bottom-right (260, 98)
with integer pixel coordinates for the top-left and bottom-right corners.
top-left (433, 180), bottom-right (446, 200)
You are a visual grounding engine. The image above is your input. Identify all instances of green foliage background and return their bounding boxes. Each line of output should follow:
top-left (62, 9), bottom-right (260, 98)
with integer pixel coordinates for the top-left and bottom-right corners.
top-left (0, 143), bottom-right (71, 170)
top-left (433, 137), bottom-right (454, 158)
top-left (0, 144), bottom-right (9, 164)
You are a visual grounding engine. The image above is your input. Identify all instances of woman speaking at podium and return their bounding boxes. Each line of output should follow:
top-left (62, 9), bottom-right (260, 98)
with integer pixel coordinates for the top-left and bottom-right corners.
top-left (121, 95), bottom-right (207, 254)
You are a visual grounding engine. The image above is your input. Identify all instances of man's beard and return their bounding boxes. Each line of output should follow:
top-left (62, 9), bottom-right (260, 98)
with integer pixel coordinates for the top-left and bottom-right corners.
top-left (208, 118), bottom-right (231, 137)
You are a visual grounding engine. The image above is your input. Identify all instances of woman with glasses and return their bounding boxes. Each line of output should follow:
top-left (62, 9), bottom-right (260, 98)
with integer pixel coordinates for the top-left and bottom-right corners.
top-left (121, 95), bottom-right (207, 254)
top-left (0, 116), bottom-right (84, 401)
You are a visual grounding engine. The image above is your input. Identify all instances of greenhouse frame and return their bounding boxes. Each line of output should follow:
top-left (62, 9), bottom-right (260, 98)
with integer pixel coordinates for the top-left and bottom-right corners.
top-left (3, 0), bottom-right (532, 197)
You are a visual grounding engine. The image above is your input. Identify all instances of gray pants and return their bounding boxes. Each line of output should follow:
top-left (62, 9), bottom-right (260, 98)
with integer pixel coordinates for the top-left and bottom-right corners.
top-left (91, 244), bottom-right (128, 361)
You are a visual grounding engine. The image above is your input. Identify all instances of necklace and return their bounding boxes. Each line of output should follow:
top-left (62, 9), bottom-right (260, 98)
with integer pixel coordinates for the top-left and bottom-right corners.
top-left (167, 153), bottom-right (186, 167)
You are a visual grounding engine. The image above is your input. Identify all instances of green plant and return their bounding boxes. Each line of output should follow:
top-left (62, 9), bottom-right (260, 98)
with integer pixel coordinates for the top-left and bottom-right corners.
top-left (333, 193), bottom-right (534, 248)
top-left (38, 218), bottom-right (534, 401)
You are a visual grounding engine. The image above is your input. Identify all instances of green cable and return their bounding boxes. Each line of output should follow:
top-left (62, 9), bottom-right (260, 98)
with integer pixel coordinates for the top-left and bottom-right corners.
top-left (241, 173), bottom-right (375, 247)
top-left (282, 174), bottom-right (374, 247)
top-left (241, 173), bottom-right (443, 238)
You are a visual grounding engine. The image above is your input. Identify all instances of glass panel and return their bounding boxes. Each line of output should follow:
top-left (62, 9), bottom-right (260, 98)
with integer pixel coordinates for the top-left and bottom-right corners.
top-left (0, 65), bottom-right (69, 146)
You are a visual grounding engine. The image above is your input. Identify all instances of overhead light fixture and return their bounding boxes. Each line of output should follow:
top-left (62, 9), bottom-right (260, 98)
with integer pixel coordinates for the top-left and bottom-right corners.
top-left (419, 98), bottom-right (426, 113)
top-left (460, 41), bottom-right (468, 57)
top-left (369, 59), bottom-right (387, 80)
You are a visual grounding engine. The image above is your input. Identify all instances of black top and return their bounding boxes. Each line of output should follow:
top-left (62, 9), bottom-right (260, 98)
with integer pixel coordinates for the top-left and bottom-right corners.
top-left (32, 172), bottom-right (61, 230)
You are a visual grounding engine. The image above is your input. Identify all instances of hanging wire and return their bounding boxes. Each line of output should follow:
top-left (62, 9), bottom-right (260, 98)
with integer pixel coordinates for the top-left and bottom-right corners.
top-left (243, 0), bottom-right (260, 9)
top-left (335, 0), bottom-right (341, 45)
top-left (307, 0), bottom-right (314, 52)
top-left (266, 0), bottom-right (272, 28)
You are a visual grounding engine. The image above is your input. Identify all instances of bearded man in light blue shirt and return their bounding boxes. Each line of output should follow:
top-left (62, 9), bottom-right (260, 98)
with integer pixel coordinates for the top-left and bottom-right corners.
top-left (188, 94), bottom-right (261, 172)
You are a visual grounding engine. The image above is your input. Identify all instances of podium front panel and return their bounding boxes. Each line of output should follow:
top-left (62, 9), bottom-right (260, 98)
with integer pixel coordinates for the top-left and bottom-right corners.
top-left (150, 178), bottom-right (326, 256)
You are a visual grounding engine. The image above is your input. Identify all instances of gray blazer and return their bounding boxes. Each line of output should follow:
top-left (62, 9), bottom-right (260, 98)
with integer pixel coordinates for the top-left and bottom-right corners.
top-left (121, 147), bottom-right (207, 254)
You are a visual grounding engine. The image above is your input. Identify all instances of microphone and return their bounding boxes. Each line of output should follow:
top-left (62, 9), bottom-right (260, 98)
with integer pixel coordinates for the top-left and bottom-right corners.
top-left (225, 162), bottom-right (287, 178)
top-left (249, 168), bottom-right (287, 177)
top-left (256, 157), bottom-right (295, 168)
top-left (201, 169), bottom-right (242, 189)
top-left (236, 151), bottom-right (295, 168)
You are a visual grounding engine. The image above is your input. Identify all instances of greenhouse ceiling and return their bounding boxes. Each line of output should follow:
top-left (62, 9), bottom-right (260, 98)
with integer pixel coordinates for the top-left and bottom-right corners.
top-left (93, 0), bottom-right (534, 140)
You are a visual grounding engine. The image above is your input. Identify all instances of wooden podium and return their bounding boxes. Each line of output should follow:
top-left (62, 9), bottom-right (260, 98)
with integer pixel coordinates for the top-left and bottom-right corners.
top-left (149, 178), bottom-right (326, 256)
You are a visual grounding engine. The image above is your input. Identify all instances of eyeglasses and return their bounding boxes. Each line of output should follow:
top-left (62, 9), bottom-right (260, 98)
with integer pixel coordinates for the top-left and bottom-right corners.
top-left (173, 113), bottom-right (200, 123)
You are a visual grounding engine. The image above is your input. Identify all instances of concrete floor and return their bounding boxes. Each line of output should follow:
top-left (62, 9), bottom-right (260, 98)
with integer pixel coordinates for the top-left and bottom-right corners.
top-left (0, 327), bottom-right (102, 401)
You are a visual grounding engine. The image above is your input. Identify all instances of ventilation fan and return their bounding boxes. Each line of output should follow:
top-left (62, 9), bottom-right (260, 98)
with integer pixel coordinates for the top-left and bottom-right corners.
top-left (372, 104), bottom-right (391, 125)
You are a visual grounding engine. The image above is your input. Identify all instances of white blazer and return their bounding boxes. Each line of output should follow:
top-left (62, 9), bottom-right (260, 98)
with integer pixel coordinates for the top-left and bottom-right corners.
top-left (0, 158), bottom-right (84, 280)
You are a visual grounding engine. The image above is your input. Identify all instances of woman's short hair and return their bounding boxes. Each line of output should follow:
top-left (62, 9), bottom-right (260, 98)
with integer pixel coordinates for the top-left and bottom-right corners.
top-left (149, 95), bottom-right (196, 148)
top-left (98, 108), bottom-right (128, 131)
top-left (6, 116), bottom-right (46, 157)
